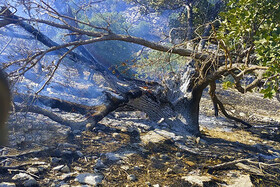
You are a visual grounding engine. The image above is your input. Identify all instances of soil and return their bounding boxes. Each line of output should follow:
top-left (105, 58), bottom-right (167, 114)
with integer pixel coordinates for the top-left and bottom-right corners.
top-left (1, 86), bottom-right (280, 186)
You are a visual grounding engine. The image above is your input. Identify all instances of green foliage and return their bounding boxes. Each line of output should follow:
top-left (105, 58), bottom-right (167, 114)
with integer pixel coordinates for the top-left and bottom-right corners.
top-left (218, 0), bottom-right (280, 98)
top-left (222, 81), bottom-right (235, 89)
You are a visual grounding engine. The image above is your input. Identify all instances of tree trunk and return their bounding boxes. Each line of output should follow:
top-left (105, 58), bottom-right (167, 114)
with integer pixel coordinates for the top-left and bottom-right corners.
top-left (126, 88), bottom-right (203, 136)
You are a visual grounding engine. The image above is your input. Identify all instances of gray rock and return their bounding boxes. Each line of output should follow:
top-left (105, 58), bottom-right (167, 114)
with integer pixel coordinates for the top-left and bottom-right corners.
top-left (127, 174), bottom-right (136, 181)
top-left (227, 174), bottom-right (253, 187)
top-left (27, 167), bottom-right (39, 174)
top-left (141, 129), bottom-right (174, 145)
top-left (61, 165), bottom-right (70, 173)
top-left (75, 173), bottom-right (103, 186)
top-left (23, 178), bottom-right (38, 187)
top-left (94, 159), bottom-right (105, 169)
top-left (50, 157), bottom-right (62, 164)
top-left (12, 173), bottom-right (33, 181)
top-left (0, 182), bottom-right (16, 187)
top-left (38, 165), bottom-right (49, 172)
top-left (105, 152), bottom-right (121, 161)
top-left (181, 175), bottom-right (212, 187)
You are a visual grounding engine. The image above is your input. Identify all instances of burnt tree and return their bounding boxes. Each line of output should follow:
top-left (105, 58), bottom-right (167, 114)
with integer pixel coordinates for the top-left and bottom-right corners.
top-left (0, 4), bottom-right (266, 136)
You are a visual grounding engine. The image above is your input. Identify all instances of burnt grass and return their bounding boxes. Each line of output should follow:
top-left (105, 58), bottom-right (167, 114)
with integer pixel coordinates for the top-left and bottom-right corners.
top-left (1, 86), bottom-right (280, 186)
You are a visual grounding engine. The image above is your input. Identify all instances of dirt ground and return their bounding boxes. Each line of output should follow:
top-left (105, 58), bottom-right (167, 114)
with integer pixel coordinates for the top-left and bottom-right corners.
top-left (0, 87), bottom-right (280, 186)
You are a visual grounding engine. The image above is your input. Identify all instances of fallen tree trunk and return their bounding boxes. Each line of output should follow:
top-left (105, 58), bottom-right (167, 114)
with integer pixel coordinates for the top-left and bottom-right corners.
top-left (0, 6), bottom-right (220, 136)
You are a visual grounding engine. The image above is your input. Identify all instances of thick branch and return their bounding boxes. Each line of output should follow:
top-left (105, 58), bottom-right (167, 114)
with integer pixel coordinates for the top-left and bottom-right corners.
top-left (209, 81), bottom-right (252, 128)
top-left (14, 104), bottom-right (86, 130)
top-left (1, 9), bottom-right (210, 61)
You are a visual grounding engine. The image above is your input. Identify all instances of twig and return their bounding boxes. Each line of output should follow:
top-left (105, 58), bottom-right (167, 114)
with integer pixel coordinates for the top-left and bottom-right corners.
top-left (0, 161), bottom-right (47, 170)
top-left (8, 169), bottom-right (40, 179)
top-left (206, 158), bottom-right (253, 169)
top-left (0, 149), bottom-right (48, 159)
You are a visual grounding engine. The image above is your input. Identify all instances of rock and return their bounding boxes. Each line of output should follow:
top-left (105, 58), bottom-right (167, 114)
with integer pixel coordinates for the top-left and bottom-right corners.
top-left (11, 173), bottom-right (38, 187)
top-left (12, 173), bottom-right (33, 181)
top-left (0, 182), bottom-right (16, 187)
top-left (141, 129), bottom-right (174, 146)
top-left (75, 173), bottom-right (103, 186)
top-left (181, 175), bottom-right (212, 187)
top-left (27, 167), bottom-right (39, 174)
top-left (227, 174), bottom-right (253, 187)
top-left (22, 178), bottom-right (38, 187)
top-left (105, 152), bottom-right (121, 162)
top-left (94, 159), bottom-right (105, 169)
top-left (61, 165), bottom-right (70, 173)
top-left (127, 174), bottom-right (136, 181)
top-left (50, 157), bottom-right (62, 164)
top-left (38, 165), bottom-right (49, 172)
top-left (153, 184), bottom-right (160, 187)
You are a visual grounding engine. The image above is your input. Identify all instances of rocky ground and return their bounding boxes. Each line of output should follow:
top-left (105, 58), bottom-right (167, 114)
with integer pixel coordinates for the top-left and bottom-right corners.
top-left (1, 87), bottom-right (280, 186)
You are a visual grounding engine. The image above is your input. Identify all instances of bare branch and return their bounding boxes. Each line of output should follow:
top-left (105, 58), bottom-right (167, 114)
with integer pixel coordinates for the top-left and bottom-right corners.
top-left (35, 45), bottom-right (78, 94)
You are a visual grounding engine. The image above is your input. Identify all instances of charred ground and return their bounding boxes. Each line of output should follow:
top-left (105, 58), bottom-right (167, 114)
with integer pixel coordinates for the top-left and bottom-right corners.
top-left (0, 86), bottom-right (280, 186)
